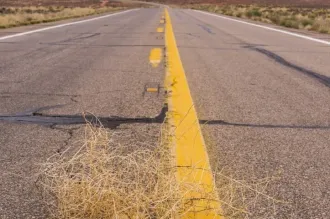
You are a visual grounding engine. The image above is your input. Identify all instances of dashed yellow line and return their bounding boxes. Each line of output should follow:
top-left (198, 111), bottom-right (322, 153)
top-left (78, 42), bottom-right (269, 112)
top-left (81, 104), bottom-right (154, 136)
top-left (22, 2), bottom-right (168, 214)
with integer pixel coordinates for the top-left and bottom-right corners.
top-left (157, 27), bottom-right (164, 33)
top-left (146, 87), bottom-right (158, 93)
top-left (149, 48), bottom-right (162, 67)
top-left (164, 8), bottom-right (223, 219)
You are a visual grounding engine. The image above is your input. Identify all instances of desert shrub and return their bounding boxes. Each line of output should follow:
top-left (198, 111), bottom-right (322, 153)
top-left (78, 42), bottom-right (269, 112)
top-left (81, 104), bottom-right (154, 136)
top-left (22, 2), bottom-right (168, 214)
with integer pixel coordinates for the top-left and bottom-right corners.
top-left (0, 6), bottom-right (121, 28)
top-left (251, 8), bottom-right (262, 17)
top-left (245, 8), bottom-right (262, 18)
top-left (301, 18), bottom-right (314, 26)
top-left (280, 18), bottom-right (299, 28)
top-left (311, 22), bottom-right (321, 31)
top-left (245, 10), bottom-right (253, 18)
top-left (235, 12), bottom-right (242, 18)
top-left (308, 13), bottom-right (317, 19)
top-left (191, 4), bottom-right (329, 35)
top-left (268, 14), bottom-right (281, 24)
top-left (225, 11), bottom-right (234, 16)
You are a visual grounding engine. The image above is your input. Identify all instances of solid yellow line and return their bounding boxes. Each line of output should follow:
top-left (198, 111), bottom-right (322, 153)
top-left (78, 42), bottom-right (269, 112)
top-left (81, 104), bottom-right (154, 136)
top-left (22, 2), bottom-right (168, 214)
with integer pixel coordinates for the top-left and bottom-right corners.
top-left (164, 9), bottom-right (223, 219)
top-left (149, 48), bottom-right (162, 67)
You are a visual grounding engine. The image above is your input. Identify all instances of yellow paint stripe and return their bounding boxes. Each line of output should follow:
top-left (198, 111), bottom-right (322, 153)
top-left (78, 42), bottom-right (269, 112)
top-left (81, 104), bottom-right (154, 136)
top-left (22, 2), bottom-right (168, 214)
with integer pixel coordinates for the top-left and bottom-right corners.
top-left (146, 87), bottom-right (158, 92)
top-left (157, 27), bottom-right (164, 33)
top-left (164, 9), bottom-right (223, 219)
top-left (149, 48), bottom-right (162, 67)
top-left (160, 19), bottom-right (165, 24)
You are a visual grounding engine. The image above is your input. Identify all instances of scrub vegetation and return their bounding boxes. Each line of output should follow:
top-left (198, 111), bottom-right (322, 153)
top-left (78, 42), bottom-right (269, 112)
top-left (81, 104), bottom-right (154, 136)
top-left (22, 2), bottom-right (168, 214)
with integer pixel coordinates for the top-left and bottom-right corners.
top-left (0, 0), bottom-right (147, 29)
top-left (0, 0), bottom-right (120, 7)
top-left (187, 4), bottom-right (330, 34)
top-left (0, 6), bottom-right (123, 28)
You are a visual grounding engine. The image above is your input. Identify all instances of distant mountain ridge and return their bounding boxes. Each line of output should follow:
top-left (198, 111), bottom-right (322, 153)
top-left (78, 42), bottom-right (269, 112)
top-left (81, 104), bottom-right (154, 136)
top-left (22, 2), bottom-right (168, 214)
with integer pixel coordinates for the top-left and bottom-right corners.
top-left (148, 0), bottom-right (330, 7)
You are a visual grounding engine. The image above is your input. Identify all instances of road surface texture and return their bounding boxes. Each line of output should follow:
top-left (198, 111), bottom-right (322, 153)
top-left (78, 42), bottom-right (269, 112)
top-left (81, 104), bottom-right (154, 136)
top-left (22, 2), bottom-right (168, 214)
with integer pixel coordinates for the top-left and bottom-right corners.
top-left (170, 9), bottom-right (330, 219)
top-left (0, 8), bottom-right (165, 218)
top-left (0, 7), bottom-right (329, 219)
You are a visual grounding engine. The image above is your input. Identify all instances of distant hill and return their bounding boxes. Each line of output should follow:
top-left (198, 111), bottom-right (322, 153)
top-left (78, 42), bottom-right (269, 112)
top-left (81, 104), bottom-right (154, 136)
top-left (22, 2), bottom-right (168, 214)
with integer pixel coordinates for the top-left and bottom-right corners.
top-left (1, 0), bottom-right (329, 7)
top-left (146, 0), bottom-right (330, 7)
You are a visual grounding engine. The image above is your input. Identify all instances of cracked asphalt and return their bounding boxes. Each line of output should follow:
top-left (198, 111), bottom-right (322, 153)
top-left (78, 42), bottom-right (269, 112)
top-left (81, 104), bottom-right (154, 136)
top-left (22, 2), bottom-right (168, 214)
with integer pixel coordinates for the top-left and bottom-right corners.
top-left (0, 8), bottom-right (165, 219)
top-left (0, 7), bottom-right (329, 219)
top-left (171, 9), bottom-right (330, 219)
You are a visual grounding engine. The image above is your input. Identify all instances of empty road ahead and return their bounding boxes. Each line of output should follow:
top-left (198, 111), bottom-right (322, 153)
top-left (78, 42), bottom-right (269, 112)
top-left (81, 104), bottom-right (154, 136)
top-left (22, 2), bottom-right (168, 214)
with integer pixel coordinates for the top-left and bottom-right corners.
top-left (0, 7), bottom-right (329, 219)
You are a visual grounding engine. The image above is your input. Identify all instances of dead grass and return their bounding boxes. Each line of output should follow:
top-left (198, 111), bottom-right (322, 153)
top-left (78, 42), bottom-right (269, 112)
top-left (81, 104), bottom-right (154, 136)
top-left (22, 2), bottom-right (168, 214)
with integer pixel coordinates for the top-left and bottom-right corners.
top-left (214, 166), bottom-right (284, 218)
top-left (38, 123), bottom-right (182, 219)
top-left (37, 120), bottom-right (282, 219)
top-left (187, 4), bottom-right (330, 34)
top-left (0, 6), bottom-right (123, 28)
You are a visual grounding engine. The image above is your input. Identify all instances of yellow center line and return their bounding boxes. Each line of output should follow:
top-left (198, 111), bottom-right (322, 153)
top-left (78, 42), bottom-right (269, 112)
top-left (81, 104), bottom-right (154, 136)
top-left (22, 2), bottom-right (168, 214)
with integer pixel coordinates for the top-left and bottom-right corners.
top-left (157, 27), bottom-right (164, 33)
top-left (146, 87), bottom-right (159, 93)
top-left (164, 8), bottom-right (223, 219)
top-left (149, 48), bottom-right (162, 67)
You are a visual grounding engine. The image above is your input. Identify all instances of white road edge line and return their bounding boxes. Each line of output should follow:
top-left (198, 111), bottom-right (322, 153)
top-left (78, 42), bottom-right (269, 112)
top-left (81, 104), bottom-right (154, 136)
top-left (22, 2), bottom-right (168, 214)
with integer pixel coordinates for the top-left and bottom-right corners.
top-left (193, 10), bottom-right (330, 46)
top-left (0, 9), bottom-right (139, 41)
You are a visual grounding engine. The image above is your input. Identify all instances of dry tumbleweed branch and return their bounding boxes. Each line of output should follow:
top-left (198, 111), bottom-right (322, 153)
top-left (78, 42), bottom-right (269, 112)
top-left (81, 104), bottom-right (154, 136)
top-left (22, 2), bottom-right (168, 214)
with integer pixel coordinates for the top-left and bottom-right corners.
top-left (38, 122), bottom-right (281, 219)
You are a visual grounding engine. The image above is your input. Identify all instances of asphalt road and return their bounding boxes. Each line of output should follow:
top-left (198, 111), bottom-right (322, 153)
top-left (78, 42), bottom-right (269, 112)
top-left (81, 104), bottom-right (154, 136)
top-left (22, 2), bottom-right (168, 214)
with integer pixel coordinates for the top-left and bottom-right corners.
top-left (171, 9), bottom-right (330, 219)
top-left (0, 7), bottom-right (329, 219)
top-left (0, 8), bottom-right (165, 218)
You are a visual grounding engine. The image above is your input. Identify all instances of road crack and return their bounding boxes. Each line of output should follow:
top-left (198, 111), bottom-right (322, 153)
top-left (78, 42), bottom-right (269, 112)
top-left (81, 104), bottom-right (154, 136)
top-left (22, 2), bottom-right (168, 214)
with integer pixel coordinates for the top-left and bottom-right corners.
top-left (248, 46), bottom-right (330, 88)
top-left (50, 125), bottom-right (80, 154)
top-left (0, 104), bottom-right (168, 129)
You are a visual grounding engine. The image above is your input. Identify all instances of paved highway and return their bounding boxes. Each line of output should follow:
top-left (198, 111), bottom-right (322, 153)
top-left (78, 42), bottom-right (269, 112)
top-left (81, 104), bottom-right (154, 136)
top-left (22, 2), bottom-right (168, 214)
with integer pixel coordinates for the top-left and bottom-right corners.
top-left (0, 7), bottom-right (329, 219)
top-left (0, 8), bottom-right (165, 218)
top-left (172, 9), bottom-right (330, 219)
